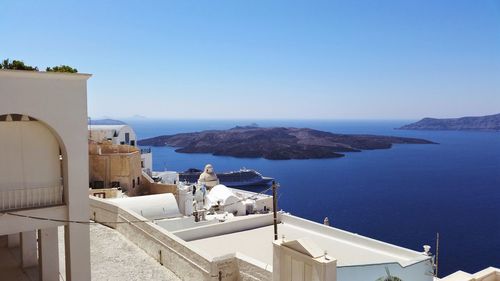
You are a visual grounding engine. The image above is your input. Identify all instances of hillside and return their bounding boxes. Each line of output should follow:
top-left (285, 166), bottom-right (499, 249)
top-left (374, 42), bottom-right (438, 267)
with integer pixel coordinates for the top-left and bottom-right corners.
top-left (399, 113), bottom-right (500, 131)
top-left (138, 126), bottom-right (435, 160)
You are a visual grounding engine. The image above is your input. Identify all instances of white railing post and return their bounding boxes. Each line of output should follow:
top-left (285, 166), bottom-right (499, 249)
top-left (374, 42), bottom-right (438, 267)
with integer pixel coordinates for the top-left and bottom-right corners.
top-left (0, 185), bottom-right (63, 212)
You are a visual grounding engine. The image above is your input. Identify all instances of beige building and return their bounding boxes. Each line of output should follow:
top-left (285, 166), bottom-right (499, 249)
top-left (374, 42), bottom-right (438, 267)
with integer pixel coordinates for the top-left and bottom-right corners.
top-left (0, 70), bottom-right (91, 281)
top-left (89, 141), bottom-right (144, 196)
top-left (88, 124), bottom-right (154, 175)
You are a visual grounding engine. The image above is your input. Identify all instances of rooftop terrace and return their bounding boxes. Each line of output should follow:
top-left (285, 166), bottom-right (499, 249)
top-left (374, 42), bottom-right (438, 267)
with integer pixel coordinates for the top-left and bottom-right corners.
top-left (186, 213), bottom-right (430, 268)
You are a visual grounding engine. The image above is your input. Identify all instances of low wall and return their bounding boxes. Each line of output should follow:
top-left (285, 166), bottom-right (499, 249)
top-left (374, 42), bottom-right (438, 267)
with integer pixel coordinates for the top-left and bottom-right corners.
top-left (280, 213), bottom-right (427, 265)
top-left (141, 171), bottom-right (177, 195)
top-left (236, 253), bottom-right (273, 281)
top-left (89, 188), bottom-right (121, 198)
top-left (174, 213), bottom-right (275, 242)
top-left (90, 197), bottom-right (212, 281)
top-left (89, 197), bottom-right (273, 281)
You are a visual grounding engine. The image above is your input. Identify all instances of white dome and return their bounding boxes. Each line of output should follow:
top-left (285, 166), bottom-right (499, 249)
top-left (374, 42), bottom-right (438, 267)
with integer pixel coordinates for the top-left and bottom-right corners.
top-left (206, 184), bottom-right (246, 215)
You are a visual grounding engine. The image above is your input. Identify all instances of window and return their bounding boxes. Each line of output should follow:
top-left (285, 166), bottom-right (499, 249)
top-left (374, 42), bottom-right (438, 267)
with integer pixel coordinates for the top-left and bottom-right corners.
top-left (125, 133), bottom-right (130, 144)
top-left (130, 140), bottom-right (135, 146)
top-left (111, 181), bottom-right (120, 188)
top-left (132, 179), bottom-right (135, 188)
top-left (137, 177), bottom-right (140, 185)
top-left (94, 181), bottom-right (104, 189)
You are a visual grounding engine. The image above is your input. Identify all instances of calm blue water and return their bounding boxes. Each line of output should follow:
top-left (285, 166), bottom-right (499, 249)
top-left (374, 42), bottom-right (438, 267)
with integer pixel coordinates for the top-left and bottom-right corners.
top-left (127, 119), bottom-right (500, 277)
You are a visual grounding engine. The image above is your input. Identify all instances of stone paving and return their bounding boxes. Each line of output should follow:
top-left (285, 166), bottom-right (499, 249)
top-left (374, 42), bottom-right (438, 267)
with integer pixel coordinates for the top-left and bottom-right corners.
top-left (0, 223), bottom-right (182, 281)
top-left (85, 224), bottom-right (182, 281)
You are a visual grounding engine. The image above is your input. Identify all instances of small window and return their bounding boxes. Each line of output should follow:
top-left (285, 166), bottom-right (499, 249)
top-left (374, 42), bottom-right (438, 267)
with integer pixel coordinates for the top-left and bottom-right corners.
top-left (111, 181), bottom-right (120, 188)
top-left (93, 181), bottom-right (104, 189)
top-left (141, 161), bottom-right (144, 168)
top-left (132, 179), bottom-right (135, 188)
top-left (130, 140), bottom-right (136, 146)
top-left (120, 141), bottom-right (125, 145)
top-left (137, 177), bottom-right (140, 185)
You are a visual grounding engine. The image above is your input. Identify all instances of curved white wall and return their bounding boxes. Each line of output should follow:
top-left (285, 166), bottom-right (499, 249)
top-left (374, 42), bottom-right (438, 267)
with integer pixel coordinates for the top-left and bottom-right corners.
top-left (0, 120), bottom-right (61, 190)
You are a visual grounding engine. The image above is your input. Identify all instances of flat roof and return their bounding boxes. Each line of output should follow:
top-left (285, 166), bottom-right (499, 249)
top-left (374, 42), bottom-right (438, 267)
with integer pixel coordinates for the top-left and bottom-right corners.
top-left (187, 214), bottom-right (430, 268)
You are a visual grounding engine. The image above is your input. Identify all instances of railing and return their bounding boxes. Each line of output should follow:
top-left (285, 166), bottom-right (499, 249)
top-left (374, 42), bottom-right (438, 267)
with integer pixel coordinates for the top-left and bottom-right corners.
top-left (0, 185), bottom-right (63, 211)
top-left (140, 148), bottom-right (152, 154)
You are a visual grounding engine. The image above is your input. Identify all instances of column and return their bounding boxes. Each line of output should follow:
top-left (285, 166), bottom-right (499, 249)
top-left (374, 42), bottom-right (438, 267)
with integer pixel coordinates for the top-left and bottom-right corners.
top-left (21, 230), bottom-right (38, 268)
top-left (39, 227), bottom-right (59, 281)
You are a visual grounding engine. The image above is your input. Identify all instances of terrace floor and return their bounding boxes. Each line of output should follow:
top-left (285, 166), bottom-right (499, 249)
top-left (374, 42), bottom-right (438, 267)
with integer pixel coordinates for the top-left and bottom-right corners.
top-left (188, 220), bottom-right (429, 268)
top-left (0, 224), bottom-right (181, 281)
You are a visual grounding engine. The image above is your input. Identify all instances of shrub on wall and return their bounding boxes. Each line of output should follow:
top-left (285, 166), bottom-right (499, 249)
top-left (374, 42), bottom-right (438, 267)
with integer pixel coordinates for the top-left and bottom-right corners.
top-left (46, 65), bottom-right (78, 73)
top-left (1, 59), bottom-right (38, 71)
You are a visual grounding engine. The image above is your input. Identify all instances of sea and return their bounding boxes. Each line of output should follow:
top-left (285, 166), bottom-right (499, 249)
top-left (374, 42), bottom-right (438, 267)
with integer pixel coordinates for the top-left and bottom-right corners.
top-left (125, 119), bottom-right (500, 277)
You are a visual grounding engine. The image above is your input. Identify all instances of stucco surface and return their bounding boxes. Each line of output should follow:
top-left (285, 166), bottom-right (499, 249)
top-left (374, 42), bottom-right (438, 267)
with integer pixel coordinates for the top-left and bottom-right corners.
top-left (59, 224), bottom-right (181, 281)
top-left (188, 222), bottom-right (428, 268)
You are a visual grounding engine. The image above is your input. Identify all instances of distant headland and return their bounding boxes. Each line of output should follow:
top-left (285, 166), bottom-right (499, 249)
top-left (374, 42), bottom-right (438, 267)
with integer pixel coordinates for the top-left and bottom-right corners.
top-left (138, 126), bottom-right (435, 160)
top-left (399, 113), bottom-right (500, 131)
top-left (88, 118), bottom-right (127, 125)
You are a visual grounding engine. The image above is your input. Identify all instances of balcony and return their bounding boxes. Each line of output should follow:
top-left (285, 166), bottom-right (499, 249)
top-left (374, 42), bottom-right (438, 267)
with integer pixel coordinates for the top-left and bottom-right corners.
top-left (0, 185), bottom-right (63, 212)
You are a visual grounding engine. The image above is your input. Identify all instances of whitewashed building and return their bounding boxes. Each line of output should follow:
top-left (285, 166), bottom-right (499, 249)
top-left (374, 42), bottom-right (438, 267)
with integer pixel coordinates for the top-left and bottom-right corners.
top-left (0, 69), bottom-right (91, 281)
top-left (88, 124), bottom-right (137, 146)
top-left (90, 186), bottom-right (437, 281)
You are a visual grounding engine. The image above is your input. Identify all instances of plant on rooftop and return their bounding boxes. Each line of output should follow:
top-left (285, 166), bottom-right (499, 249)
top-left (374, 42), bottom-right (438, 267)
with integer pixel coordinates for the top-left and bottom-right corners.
top-left (46, 65), bottom-right (78, 73)
top-left (375, 267), bottom-right (403, 281)
top-left (1, 59), bottom-right (38, 71)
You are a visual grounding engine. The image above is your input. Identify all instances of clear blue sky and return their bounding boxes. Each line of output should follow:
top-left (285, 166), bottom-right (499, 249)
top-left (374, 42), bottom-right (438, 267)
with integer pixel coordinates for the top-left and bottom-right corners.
top-left (2, 1), bottom-right (499, 120)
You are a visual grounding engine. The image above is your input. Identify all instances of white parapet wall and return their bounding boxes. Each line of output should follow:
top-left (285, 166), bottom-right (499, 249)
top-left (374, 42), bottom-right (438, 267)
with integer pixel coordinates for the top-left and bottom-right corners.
top-left (438, 267), bottom-right (500, 281)
top-left (273, 238), bottom-right (337, 281)
top-left (173, 213), bottom-right (275, 242)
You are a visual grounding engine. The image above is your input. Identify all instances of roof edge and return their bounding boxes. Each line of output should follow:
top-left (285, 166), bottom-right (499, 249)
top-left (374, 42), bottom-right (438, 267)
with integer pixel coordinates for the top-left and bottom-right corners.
top-left (0, 69), bottom-right (92, 80)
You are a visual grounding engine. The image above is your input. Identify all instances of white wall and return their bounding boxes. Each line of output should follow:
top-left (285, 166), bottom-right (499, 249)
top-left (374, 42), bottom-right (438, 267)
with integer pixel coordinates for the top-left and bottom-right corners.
top-left (116, 126), bottom-right (136, 145)
top-left (0, 70), bottom-right (92, 281)
top-left (0, 121), bottom-right (61, 190)
top-left (141, 151), bottom-right (153, 172)
top-left (89, 125), bottom-right (137, 146)
top-left (336, 260), bottom-right (434, 281)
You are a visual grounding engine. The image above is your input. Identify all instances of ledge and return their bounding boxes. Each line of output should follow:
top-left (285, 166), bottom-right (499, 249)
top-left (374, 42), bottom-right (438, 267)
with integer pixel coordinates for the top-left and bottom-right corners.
top-left (0, 69), bottom-right (92, 80)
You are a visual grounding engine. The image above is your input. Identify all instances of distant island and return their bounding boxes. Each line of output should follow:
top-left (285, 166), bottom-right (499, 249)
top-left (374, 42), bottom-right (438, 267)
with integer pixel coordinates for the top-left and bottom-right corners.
top-left (138, 126), bottom-right (435, 160)
top-left (88, 118), bottom-right (127, 125)
top-left (399, 113), bottom-right (500, 131)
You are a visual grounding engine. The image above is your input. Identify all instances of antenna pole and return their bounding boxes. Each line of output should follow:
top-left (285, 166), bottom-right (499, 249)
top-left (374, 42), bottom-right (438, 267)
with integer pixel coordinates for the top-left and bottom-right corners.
top-left (435, 232), bottom-right (440, 277)
top-left (272, 181), bottom-right (278, 241)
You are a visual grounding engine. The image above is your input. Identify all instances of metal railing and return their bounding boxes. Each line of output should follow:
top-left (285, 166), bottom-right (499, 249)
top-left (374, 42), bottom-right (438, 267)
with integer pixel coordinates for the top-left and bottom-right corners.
top-left (0, 185), bottom-right (63, 211)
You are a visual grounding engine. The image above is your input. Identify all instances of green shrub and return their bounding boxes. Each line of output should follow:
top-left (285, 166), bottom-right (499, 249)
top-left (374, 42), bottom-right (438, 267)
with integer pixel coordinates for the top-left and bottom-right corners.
top-left (1, 59), bottom-right (38, 71)
top-left (46, 65), bottom-right (78, 73)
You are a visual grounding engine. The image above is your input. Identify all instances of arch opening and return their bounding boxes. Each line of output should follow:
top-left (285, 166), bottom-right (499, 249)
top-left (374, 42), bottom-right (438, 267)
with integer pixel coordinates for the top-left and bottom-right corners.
top-left (0, 114), bottom-right (64, 211)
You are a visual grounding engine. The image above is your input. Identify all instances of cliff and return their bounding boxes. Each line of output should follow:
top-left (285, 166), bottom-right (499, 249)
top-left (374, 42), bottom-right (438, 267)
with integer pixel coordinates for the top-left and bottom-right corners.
top-left (399, 113), bottom-right (500, 131)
